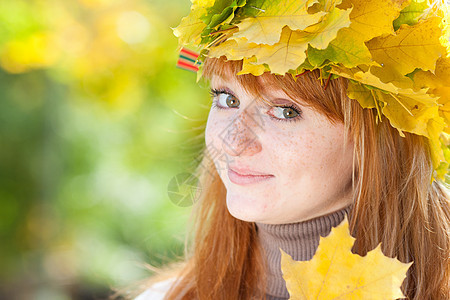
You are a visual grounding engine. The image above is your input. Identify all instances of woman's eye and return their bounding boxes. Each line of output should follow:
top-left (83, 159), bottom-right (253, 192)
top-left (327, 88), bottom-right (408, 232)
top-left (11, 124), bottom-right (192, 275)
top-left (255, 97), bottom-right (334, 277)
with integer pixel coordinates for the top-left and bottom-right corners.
top-left (210, 90), bottom-right (240, 109)
top-left (218, 93), bottom-right (240, 108)
top-left (268, 105), bottom-right (302, 123)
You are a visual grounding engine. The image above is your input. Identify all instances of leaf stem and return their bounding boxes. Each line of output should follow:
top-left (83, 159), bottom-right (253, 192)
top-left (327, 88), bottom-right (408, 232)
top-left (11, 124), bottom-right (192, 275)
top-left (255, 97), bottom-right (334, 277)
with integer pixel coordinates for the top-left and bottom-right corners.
top-left (208, 26), bottom-right (238, 36)
top-left (371, 89), bottom-right (383, 124)
top-left (295, 70), bottom-right (311, 78)
top-left (324, 73), bottom-right (332, 90)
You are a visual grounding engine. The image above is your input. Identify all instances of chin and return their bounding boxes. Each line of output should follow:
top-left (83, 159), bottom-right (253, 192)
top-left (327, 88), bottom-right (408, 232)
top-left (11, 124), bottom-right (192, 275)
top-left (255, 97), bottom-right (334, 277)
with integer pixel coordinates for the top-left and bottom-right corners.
top-left (225, 193), bottom-right (269, 222)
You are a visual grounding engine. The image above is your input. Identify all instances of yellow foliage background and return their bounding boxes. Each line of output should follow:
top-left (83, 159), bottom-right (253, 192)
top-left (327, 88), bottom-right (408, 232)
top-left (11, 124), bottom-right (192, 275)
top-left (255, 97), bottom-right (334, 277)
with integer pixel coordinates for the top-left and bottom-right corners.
top-left (0, 0), bottom-right (209, 298)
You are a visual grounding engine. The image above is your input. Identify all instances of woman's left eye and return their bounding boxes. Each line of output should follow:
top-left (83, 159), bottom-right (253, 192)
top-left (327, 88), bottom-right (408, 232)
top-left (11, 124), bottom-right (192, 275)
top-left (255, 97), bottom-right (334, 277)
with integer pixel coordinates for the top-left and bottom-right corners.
top-left (267, 105), bottom-right (302, 123)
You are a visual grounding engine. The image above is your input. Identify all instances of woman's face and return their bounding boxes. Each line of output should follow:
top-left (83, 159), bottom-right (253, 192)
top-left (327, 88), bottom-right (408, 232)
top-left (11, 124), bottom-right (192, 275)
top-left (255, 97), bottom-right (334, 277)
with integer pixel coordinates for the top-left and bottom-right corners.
top-left (205, 74), bottom-right (354, 224)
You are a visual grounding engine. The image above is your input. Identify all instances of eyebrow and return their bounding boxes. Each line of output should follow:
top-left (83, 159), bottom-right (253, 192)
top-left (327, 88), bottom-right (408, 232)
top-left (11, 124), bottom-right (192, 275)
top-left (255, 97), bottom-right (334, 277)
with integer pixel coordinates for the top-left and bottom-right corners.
top-left (270, 98), bottom-right (296, 106)
top-left (211, 85), bottom-right (238, 98)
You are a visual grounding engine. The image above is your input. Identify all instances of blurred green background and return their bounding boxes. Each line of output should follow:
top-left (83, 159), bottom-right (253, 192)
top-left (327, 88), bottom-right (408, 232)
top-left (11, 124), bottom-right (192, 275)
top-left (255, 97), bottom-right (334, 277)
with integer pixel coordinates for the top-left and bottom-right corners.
top-left (0, 0), bottom-right (210, 299)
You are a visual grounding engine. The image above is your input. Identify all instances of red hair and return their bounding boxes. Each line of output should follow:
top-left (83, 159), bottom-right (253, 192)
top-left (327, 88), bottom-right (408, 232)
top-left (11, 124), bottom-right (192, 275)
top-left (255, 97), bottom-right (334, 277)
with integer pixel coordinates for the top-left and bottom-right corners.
top-left (124, 57), bottom-right (450, 299)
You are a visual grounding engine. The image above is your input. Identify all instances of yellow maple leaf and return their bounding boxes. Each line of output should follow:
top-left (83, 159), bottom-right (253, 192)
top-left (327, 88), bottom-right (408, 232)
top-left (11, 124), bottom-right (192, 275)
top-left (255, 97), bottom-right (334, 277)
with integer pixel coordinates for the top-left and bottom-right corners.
top-left (243, 27), bottom-right (311, 74)
top-left (192, 0), bottom-right (215, 6)
top-left (237, 56), bottom-right (268, 76)
top-left (427, 118), bottom-right (448, 181)
top-left (346, 81), bottom-right (443, 139)
top-left (280, 216), bottom-right (413, 299)
top-left (173, 1), bottom-right (215, 46)
top-left (341, 0), bottom-right (408, 38)
top-left (231, 0), bottom-right (326, 45)
top-left (413, 57), bottom-right (450, 134)
top-left (332, 65), bottom-right (447, 175)
top-left (411, 56), bottom-right (450, 179)
top-left (207, 37), bottom-right (242, 58)
top-left (368, 65), bottom-right (416, 90)
top-left (211, 27), bottom-right (311, 74)
top-left (366, 17), bottom-right (447, 76)
top-left (308, 0), bottom-right (408, 68)
top-left (333, 65), bottom-right (443, 136)
top-left (440, 4), bottom-right (450, 54)
top-left (302, 4), bottom-right (352, 49)
top-left (209, 6), bottom-right (352, 75)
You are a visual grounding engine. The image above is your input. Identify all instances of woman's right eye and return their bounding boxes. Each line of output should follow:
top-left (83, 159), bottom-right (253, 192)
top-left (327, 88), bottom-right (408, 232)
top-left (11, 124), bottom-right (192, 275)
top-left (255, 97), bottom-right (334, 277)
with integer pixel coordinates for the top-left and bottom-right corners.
top-left (210, 89), bottom-right (240, 110)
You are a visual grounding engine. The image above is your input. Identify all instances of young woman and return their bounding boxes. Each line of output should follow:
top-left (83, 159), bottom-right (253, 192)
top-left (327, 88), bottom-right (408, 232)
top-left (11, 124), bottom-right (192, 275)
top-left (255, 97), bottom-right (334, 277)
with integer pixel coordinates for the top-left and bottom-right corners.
top-left (131, 0), bottom-right (450, 299)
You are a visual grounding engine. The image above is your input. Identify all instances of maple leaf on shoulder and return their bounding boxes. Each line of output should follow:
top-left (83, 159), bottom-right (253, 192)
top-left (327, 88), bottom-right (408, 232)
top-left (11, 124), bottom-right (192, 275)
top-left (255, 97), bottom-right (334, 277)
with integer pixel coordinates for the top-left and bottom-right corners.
top-left (280, 216), bottom-right (413, 300)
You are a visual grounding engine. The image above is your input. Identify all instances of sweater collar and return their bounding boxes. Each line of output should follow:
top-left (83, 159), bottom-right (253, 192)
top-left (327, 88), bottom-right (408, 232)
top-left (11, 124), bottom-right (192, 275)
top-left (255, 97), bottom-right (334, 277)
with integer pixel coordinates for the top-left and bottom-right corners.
top-left (255, 204), bottom-right (353, 299)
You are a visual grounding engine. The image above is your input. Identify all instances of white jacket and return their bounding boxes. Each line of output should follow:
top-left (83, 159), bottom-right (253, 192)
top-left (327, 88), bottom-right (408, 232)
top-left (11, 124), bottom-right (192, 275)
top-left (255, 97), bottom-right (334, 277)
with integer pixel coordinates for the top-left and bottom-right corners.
top-left (135, 277), bottom-right (178, 300)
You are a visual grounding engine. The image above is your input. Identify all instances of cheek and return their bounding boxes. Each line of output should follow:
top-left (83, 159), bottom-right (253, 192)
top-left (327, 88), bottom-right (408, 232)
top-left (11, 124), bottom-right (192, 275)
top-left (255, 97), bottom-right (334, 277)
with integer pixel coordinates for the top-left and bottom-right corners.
top-left (205, 112), bottom-right (221, 148)
top-left (271, 131), bottom-right (318, 171)
top-left (205, 112), bottom-right (231, 172)
top-left (269, 127), bottom-right (348, 179)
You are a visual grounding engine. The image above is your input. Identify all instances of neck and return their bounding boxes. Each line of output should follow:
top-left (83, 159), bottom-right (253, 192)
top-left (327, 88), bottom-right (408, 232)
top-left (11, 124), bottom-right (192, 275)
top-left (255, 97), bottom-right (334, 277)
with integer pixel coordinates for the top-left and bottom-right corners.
top-left (255, 204), bottom-right (353, 299)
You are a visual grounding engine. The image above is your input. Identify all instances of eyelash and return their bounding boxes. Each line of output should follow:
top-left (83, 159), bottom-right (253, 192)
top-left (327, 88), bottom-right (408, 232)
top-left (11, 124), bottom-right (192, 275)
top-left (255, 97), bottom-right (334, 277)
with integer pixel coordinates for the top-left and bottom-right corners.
top-left (209, 88), bottom-right (302, 123)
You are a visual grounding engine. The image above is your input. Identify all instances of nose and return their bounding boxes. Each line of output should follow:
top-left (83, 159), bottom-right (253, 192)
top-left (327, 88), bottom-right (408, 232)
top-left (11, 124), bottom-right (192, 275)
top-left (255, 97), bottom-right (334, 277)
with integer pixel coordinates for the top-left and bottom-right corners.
top-left (220, 108), bottom-right (263, 157)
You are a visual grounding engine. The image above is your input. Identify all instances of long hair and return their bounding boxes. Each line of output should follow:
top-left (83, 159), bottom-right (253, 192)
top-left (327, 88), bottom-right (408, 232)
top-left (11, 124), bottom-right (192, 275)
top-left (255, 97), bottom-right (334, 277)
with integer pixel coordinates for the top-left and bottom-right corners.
top-left (128, 57), bottom-right (450, 300)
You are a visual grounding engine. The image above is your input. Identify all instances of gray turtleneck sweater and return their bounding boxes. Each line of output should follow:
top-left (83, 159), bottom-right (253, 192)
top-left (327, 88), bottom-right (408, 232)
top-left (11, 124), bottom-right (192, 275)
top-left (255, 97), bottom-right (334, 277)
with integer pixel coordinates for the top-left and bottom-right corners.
top-left (255, 204), bottom-right (353, 300)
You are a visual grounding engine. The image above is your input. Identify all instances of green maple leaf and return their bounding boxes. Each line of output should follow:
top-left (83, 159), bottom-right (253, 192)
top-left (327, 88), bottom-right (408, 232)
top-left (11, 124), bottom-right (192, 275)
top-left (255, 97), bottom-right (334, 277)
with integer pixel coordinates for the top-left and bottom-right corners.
top-left (201, 0), bottom-right (247, 29)
top-left (393, 0), bottom-right (429, 30)
top-left (198, 0), bottom-right (247, 45)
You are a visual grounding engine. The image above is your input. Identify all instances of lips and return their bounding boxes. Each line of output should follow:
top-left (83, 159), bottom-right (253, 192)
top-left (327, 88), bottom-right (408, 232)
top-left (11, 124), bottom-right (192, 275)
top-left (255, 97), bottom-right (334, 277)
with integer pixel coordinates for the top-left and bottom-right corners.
top-left (227, 166), bottom-right (274, 185)
top-left (228, 165), bottom-right (273, 176)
